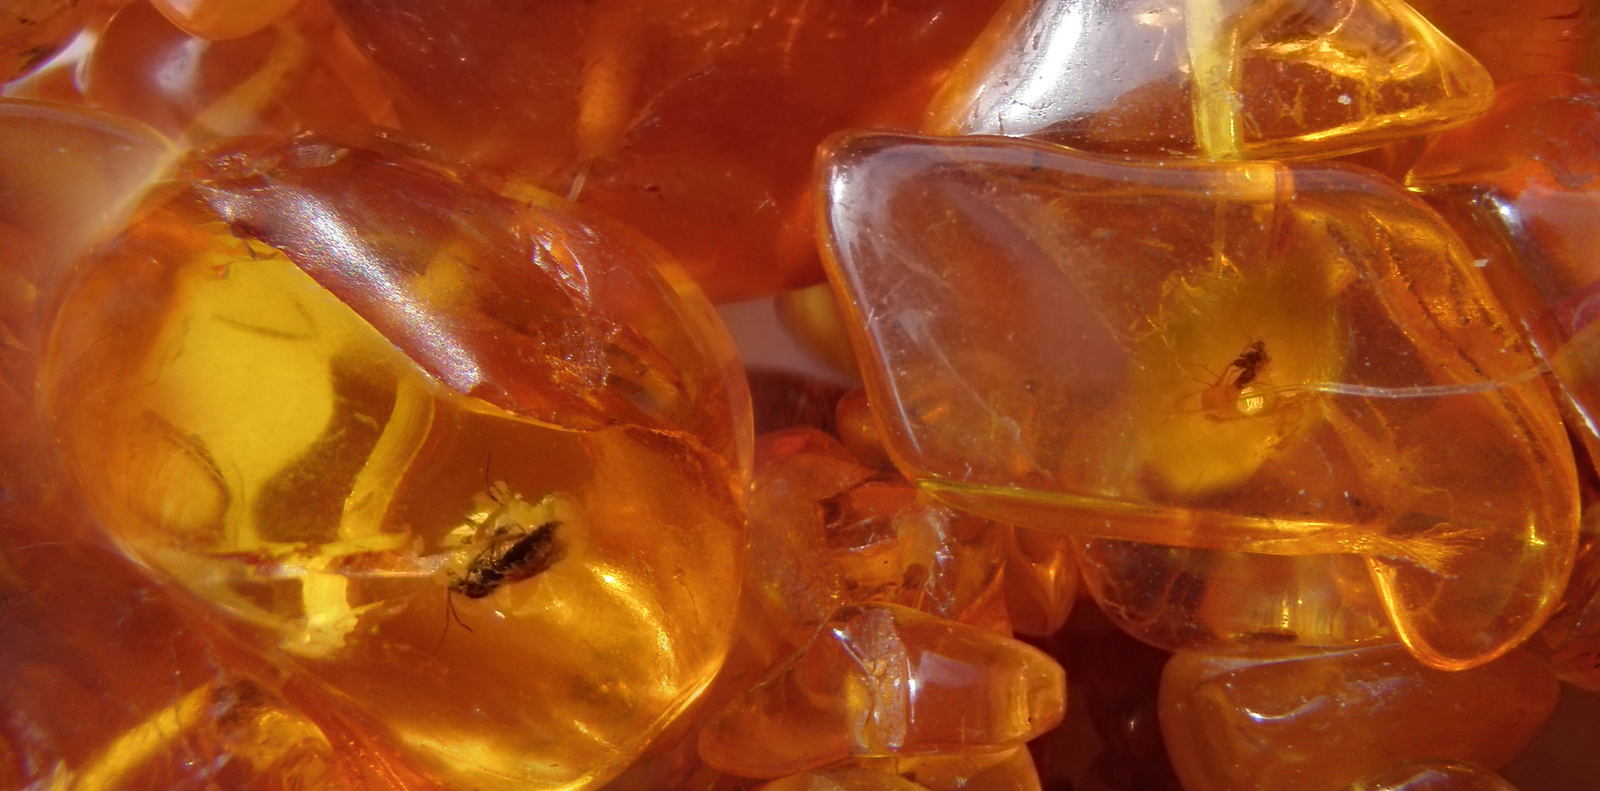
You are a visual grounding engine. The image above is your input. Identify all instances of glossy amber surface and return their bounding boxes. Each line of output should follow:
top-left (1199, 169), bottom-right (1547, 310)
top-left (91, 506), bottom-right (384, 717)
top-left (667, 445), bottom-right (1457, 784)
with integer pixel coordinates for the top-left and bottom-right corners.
top-left (40, 133), bottom-right (748, 790)
top-left (1407, 0), bottom-right (1587, 83)
top-left (0, 0), bottom-right (91, 82)
top-left (84, 0), bottom-right (394, 145)
top-left (150, 0), bottom-right (303, 40)
top-left (1161, 646), bottom-right (1559, 791)
top-left (1346, 761), bottom-right (1523, 791)
top-left (926, 0), bottom-right (1493, 159)
top-left (699, 603), bottom-right (1065, 778)
top-left (819, 131), bottom-right (1578, 669)
top-left (323, 0), bottom-right (1004, 302)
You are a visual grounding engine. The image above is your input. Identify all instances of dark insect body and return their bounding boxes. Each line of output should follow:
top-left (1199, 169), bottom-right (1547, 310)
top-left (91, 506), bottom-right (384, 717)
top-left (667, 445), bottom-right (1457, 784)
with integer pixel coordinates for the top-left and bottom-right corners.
top-left (450, 520), bottom-right (565, 599)
top-left (1228, 340), bottom-right (1269, 388)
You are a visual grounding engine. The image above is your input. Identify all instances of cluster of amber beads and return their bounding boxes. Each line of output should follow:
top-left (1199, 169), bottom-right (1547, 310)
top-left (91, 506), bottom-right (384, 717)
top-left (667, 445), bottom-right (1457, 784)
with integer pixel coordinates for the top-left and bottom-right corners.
top-left (5, 0), bottom-right (1600, 789)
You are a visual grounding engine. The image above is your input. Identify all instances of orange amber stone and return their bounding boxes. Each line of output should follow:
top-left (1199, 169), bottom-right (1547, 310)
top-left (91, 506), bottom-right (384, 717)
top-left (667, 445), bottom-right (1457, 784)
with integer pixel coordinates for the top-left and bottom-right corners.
top-left (150, 0), bottom-right (302, 40)
top-left (926, 0), bottom-right (1493, 159)
top-left (1346, 761), bottom-right (1522, 791)
top-left (1407, 0), bottom-right (1587, 84)
top-left (84, 0), bottom-right (393, 145)
top-left (324, 0), bottom-right (1004, 301)
top-left (1160, 645), bottom-right (1558, 791)
top-left (698, 603), bottom-right (1065, 778)
top-left (818, 131), bottom-right (1578, 669)
top-left (750, 429), bottom-right (1010, 643)
top-left (757, 768), bottom-right (928, 791)
top-left (857, 748), bottom-right (1043, 791)
top-left (40, 133), bottom-right (749, 790)
top-left (0, 0), bottom-right (91, 82)
top-left (1002, 526), bottom-right (1078, 637)
top-left (1408, 74), bottom-right (1600, 452)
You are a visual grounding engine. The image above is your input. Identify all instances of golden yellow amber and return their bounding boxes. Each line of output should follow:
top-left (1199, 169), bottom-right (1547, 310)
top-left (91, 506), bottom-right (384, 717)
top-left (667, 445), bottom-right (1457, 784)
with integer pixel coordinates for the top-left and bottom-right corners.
top-left (40, 133), bottom-right (748, 790)
top-left (817, 131), bottom-right (1578, 669)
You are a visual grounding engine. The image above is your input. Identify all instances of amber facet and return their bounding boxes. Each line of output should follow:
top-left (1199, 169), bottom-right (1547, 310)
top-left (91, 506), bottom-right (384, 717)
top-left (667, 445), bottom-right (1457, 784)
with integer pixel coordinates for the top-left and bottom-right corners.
top-left (819, 131), bottom-right (1578, 669)
top-left (324, 0), bottom-right (1005, 301)
top-left (1346, 761), bottom-right (1522, 791)
top-left (1160, 645), bottom-right (1558, 791)
top-left (41, 133), bottom-right (748, 789)
top-left (698, 603), bottom-right (1066, 778)
top-left (926, 0), bottom-right (1493, 159)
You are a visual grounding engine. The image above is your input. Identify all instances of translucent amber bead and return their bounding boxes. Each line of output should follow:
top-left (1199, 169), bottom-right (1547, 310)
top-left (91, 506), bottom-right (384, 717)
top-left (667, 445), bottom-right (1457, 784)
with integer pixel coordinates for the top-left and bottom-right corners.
top-left (698, 603), bottom-right (1066, 778)
top-left (0, 0), bottom-right (91, 82)
top-left (1160, 645), bottom-right (1558, 791)
top-left (1002, 526), bottom-right (1078, 637)
top-left (857, 747), bottom-right (1042, 791)
top-left (758, 768), bottom-right (929, 791)
top-left (1408, 74), bottom-right (1600, 454)
top-left (1407, 0), bottom-right (1587, 83)
top-left (324, 0), bottom-right (1004, 301)
top-left (750, 429), bottom-right (1010, 642)
top-left (1346, 761), bottom-right (1522, 791)
top-left (84, 0), bottom-right (393, 144)
top-left (150, 0), bottom-right (303, 40)
top-left (925, 0), bottom-right (1493, 159)
top-left (818, 131), bottom-right (1578, 669)
top-left (40, 133), bottom-right (748, 790)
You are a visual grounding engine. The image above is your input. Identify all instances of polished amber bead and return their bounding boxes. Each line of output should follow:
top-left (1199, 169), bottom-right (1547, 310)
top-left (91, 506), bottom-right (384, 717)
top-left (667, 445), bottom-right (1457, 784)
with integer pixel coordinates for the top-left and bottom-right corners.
top-left (40, 132), bottom-right (748, 789)
top-left (1161, 645), bottom-right (1558, 791)
top-left (1346, 761), bottom-right (1522, 791)
top-left (324, 0), bottom-right (1004, 301)
top-left (698, 603), bottom-right (1066, 778)
top-left (926, 0), bottom-right (1493, 159)
top-left (819, 131), bottom-right (1578, 669)
top-left (749, 429), bottom-right (1010, 643)
top-left (1407, 0), bottom-right (1587, 84)
top-left (150, 0), bottom-right (302, 40)
top-left (0, 0), bottom-right (91, 82)
top-left (83, 0), bottom-right (394, 145)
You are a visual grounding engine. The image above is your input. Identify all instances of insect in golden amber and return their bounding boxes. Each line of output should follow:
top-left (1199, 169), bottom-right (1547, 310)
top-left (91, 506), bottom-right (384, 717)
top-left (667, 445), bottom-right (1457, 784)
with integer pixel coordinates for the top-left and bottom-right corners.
top-left (1200, 340), bottom-right (1273, 418)
top-left (444, 482), bottom-right (569, 599)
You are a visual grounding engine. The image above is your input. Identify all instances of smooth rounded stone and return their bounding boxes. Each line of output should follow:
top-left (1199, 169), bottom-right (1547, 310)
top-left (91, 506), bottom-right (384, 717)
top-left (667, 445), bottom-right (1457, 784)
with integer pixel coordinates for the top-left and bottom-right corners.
top-left (699, 603), bottom-right (1066, 778)
top-left (83, 0), bottom-right (394, 145)
top-left (324, 0), bottom-right (1004, 301)
top-left (1407, 74), bottom-right (1600, 457)
top-left (1160, 645), bottom-right (1559, 791)
top-left (750, 428), bottom-right (1011, 643)
top-left (1004, 526), bottom-right (1079, 637)
top-left (817, 131), bottom-right (1579, 669)
top-left (151, 0), bottom-right (304, 40)
top-left (0, 0), bottom-right (92, 82)
top-left (1345, 761), bottom-right (1522, 791)
top-left (858, 747), bottom-right (1043, 791)
top-left (758, 768), bottom-right (930, 791)
top-left (40, 132), bottom-right (749, 790)
top-left (1406, 0), bottom-right (1586, 83)
top-left (925, 0), bottom-right (1493, 159)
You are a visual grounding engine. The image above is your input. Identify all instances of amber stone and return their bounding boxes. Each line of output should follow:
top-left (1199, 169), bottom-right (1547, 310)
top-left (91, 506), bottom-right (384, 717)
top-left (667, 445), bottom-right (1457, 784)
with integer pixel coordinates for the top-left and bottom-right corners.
top-left (1161, 645), bottom-right (1558, 791)
top-left (0, 0), bottom-right (92, 82)
top-left (819, 131), bottom-right (1578, 669)
top-left (749, 428), bottom-right (1010, 643)
top-left (926, 0), bottom-right (1493, 159)
top-left (1002, 526), bottom-right (1078, 638)
top-left (1346, 761), bottom-right (1522, 791)
top-left (150, 0), bottom-right (302, 40)
top-left (1407, 0), bottom-right (1587, 84)
top-left (323, 0), bottom-right (1004, 302)
top-left (775, 283), bottom-right (860, 377)
top-left (40, 132), bottom-right (749, 790)
top-left (83, 0), bottom-right (394, 144)
top-left (757, 768), bottom-right (929, 791)
top-left (1408, 74), bottom-right (1600, 452)
top-left (857, 748), bottom-right (1043, 791)
top-left (698, 603), bottom-right (1066, 778)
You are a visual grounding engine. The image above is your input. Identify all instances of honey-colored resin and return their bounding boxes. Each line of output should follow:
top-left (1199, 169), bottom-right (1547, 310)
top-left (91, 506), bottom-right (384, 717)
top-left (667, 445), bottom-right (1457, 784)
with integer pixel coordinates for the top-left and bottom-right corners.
top-left (151, 0), bottom-right (304, 40)
top-left (323, 0), bottom-right (1004, 301)
top-left (0, 0), bottom-right (91, 82)
top-left (926, 0), bottom-right (1493, 159)
top-left (750, 429), bottom-right (1010, 643)
top-left (698, 603), bottom-right (1065, 778)
top-left (1407, 0), bottom-right (1587, 83)
top-left (1161, 645), bottom-right (1559, 791)
top-left (1346, 761), bottom-right (1522, 791)
top-left (818, 132), bottom-right (1578, 669)
top-left (40, 133), bottom-right (749, 790)
top-left (84, 0), bottom-right (394, 145)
